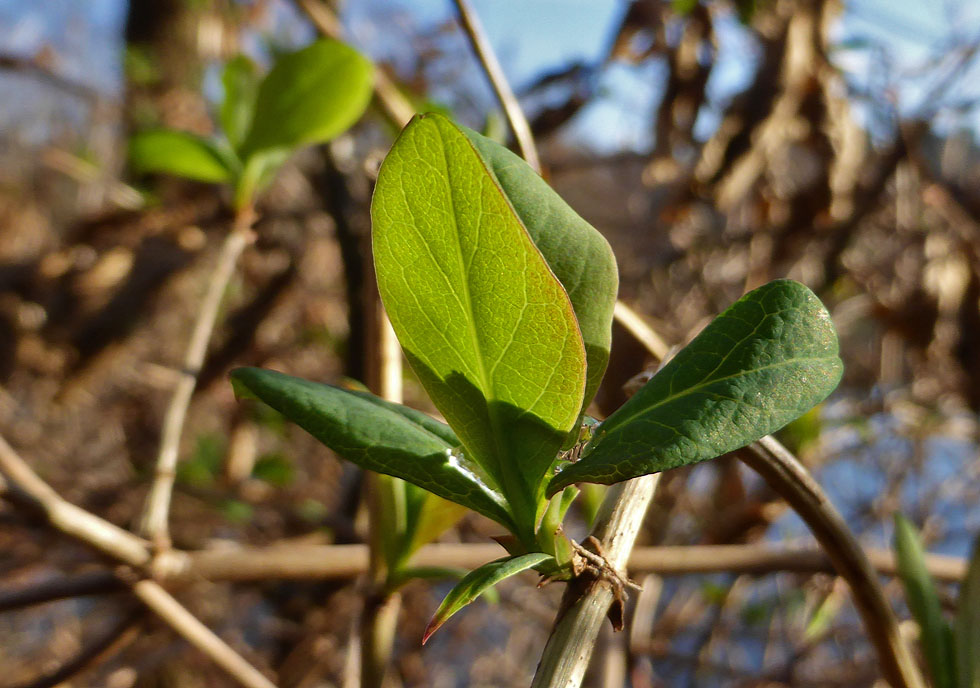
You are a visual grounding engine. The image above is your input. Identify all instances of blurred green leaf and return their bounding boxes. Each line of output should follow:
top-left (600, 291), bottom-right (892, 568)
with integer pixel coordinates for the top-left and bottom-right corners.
top-left (252, 452), bottom-right (294, 487)
top-left (177, 433), bottom-right (225, 487)
top-left (240, 39), bottom-right (373, 158)
top-left (130, 130), bottom-right (234, 183)
top-left (422, 552), bottom-right (552, 644)
top-left (894, 514), bottom-right (955, 688)
top-left (956, 532), bottom-right (980, 688)
top-left (220, 55), bottom-right (260, 151)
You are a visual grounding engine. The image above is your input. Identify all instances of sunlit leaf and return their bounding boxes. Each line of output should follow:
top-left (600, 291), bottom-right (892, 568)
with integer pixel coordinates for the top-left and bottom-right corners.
top-left (422, 552), bottom-right (553, 644)
top-left (220, 55), bottom-right (260, 151)
top-left (240, 39), bottom-right (373, 158)
top-left (549, 280), bottom-right (842, 494)
top-left (460, 126), bottom-right (618, 411)
top-left (372, 113), bottom-right (587, 536)
top-left (130, 130), bottom-right (234, 183)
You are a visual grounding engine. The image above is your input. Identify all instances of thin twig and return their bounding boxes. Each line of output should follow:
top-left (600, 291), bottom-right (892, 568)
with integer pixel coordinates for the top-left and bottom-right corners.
top-left (0, 434), bottom-right (278, 688)
top-left (0, 570), bottom-right (124, 612)
top-left (11, 607), bottom-right (145, 688)
top-left (738, 437), bottom-right (925, 688)
top-left (132, 579), bottom-right (278, 688)
top-left (0, 433), bottom-right (151, 567)
top-left (1, 542), bottom-right (967, 613)
top-left (139, 207), bottom-right (257, 547)
top-left (451, 0), bottom-right (542, 173)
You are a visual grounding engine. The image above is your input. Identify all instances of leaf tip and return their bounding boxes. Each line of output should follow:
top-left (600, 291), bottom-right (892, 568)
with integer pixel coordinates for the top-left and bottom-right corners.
top-left (421, 617), bottom-right (442, 646)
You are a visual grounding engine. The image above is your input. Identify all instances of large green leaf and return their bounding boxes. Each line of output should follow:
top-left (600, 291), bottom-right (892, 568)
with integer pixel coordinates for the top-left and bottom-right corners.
top-left (549, 280), bottom-right (842, 494)
top-left (130, 130), bottom-right (234, 183)
top-left (460, 127), bottom-right (618, 410)
top-left (894, 514), bottom-right (955, 688)
top-left (240, 39), bottom-right (373, 158)
top-left (372, 113), bottom-right (587, 535)
top-left (230, 367), bottom-right (512, 529)
top-left (220, 55), bottom-right (260, 152)
top-left (956, 532), bottom-right (980, 688)
top-left (422, 552), bottom-right (553, 644)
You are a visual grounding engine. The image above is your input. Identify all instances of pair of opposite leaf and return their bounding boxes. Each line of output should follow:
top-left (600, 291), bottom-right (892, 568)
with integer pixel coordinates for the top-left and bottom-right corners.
top-left (129, 39), bottom-right (373, 209)
top-left (232, 113), bottom-right (843, 640)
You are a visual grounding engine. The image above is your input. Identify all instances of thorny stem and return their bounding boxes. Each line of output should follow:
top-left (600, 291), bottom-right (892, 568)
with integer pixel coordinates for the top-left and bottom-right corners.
top-left (138, 206), bottom-right (257, 548)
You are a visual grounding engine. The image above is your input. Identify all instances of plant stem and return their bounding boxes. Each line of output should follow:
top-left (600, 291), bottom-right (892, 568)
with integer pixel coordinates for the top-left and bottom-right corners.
top-left (452, 0), bottom-right (541, 174)
top-left (138, 206), bottom-right (257, 548)
top-left (531, 475), bottom-right (660, 688)
top-left (738, 437), bottom-right (925, 688)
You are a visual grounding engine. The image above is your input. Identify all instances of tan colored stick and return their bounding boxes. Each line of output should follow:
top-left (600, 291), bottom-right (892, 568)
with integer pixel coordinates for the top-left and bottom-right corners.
top-left (451, 0), bottom-right (541, 173)
top-left (139, 208), bottom-right (256, 547)
top-left (133, 580), bottom-right (277, 688)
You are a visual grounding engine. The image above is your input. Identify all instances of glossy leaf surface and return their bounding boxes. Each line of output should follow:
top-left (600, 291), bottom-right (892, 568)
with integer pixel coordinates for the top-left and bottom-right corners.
top-left (372, 113), bottom-right (586, 531)
top-left (549, 280), bottom-right (842, 494)
top-left (422, 552), bottom-right (553, 644)
top-left (894, 514), bottom-right (955, 688)
top-left (461, 126), bottom-right (618, 409)
top-left (240, 39), bottom-right (373, 158)
top-left (130, 130), bottom-right (233, 183)
top-left (230, 367), bottom-right (512, 528)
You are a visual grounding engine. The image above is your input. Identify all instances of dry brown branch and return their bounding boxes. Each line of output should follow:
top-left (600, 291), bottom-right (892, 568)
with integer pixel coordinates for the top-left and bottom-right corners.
top-left (0, 433), bottom-right (151, 567)
top-left (452, 0), bottom-right (541, 173)
top-left (0, 570), bottom-right (124, 612)
top-left (1, 542), bottom-right (968, 614)
top-left (132, 579), bottom-right (278, 688)
top-left (139, 208), bottom-right (257, 547)
top-left (0, 433), bottom-right (279, 688)
top-left (738, 437), bottom-right (925, 688)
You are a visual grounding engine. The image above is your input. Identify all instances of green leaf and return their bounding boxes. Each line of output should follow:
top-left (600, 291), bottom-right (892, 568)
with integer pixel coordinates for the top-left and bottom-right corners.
top-left (460, 127), bottom-right (618, 411)
top-left (893, 514), bottom-right (955, 688)
top-left (240, 39), bottom-right (373, 158)
top-left (130, 130), bottom-right (234, 183)
top-left (372, 113), bottom-right (587, 537)
top-left (549, 280), bottom-right (842, 494)
top-left (230, 367), bottom-right (513, 529)
top-left (406, 487), bottom-right (469, 556)
top-left (422, 552), bottom-right (553, 643)
top-left (956, 532), bottom-right (980, 688)
top-left (220, 55), bottom-right (260, 152)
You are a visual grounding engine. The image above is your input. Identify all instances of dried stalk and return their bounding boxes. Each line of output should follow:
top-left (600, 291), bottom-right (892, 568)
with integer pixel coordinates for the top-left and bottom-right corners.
top-left (139, 207), bottom-right (256, 547)
top-left (0, 432), bottom-right (278, 688)
top-left (133, 580), bottom-right (277, 688)
top-left (738, 437), bottom-right (924, 688)
top-left (452, 0), bottom-right (541, 173)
